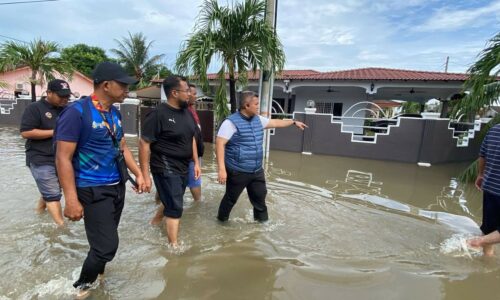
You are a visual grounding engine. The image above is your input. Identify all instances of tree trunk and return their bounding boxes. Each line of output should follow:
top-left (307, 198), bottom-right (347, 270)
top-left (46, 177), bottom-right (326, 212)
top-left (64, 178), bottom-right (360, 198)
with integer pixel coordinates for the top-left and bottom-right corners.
top-left (30, 82), bottom-right (36, 102)
top-left (229, 77), bottom-right (236, 114)
top-left (31, 71), bottom-right (36, 102)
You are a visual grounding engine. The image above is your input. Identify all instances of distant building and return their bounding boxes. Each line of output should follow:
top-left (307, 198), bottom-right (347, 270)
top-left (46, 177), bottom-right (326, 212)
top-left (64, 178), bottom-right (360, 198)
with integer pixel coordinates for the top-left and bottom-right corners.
top-left (0, 66), bottom-right (93, 99)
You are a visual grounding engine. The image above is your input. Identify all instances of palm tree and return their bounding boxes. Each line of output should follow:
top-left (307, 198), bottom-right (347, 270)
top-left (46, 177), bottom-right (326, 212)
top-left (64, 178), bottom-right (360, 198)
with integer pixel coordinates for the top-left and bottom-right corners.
top-left (456, 32), bottom-right (500, 182)
top-left (176, 0), bottom-right (286, 123)
top-left (454, 32), bottom-right (500, 117)
top-left (111, 32), bottom-right (164, 89)
top-left (0, 39), bottom-right (72, 102)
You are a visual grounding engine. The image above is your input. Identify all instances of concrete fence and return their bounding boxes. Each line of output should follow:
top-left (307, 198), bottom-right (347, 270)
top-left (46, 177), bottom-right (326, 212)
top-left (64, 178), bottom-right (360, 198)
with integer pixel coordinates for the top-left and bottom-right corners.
top-left (0, 97), bottom-right (141, 135)
top-left (270, 112), bottom-right (482, 164)
top-left (1, 99), bottom-right (482, 164)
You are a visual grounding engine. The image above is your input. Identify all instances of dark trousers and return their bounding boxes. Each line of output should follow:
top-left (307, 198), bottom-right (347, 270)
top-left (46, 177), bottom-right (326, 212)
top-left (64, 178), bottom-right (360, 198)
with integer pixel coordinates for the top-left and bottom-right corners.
top-left (73, 184), bottom-right (125, 289)
top-left (481, 190), bottom-right (500, 235)
top-left (217, 168), bottom-right (268, 222)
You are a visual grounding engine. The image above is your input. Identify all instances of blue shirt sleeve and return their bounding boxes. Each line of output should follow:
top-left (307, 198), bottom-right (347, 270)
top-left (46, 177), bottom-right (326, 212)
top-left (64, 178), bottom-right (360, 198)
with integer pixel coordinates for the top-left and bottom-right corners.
top-left (55, 105), bottom-right (82, 143)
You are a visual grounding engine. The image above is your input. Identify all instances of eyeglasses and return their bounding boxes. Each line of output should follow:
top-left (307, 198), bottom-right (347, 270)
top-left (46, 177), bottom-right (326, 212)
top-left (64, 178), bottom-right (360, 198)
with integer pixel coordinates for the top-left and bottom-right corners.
top-left (175, 89), bottom-right (191, 94)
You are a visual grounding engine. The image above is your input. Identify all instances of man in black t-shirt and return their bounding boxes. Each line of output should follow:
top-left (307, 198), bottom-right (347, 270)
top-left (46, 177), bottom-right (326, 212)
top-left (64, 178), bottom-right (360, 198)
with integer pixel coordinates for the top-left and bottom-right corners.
top-left (20, 79), bottom-right (71, 226)
top-left (139, 75), bottom-right (201, 247)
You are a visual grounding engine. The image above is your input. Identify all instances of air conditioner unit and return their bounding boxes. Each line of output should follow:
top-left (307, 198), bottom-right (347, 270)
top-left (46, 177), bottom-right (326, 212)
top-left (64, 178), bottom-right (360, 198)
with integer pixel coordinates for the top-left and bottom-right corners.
top-left (15, 83), bottom-right (24, 91)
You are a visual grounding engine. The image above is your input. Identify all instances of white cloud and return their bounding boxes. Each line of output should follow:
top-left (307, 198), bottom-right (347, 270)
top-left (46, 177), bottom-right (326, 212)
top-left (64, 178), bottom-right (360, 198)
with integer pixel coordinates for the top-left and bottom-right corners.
top-left (357, 50), bottom-right (389, 61)
top-left (370, 0), bottom-right (438, 11)
top-left (415, 0), bottom-right (500, 32)
top-left (0, 0), bottom-right (497, 74)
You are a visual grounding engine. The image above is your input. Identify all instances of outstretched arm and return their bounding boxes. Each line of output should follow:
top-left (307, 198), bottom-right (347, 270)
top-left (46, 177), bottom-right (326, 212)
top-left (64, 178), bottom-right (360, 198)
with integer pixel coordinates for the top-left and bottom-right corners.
top-left (265, 119), bottom-right (307, 130)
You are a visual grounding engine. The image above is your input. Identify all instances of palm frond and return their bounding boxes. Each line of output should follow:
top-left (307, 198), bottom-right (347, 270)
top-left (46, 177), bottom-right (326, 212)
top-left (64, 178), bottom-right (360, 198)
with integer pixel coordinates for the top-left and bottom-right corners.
top-left (0, 38), bottom-right (72, 99)
top-left (458, 114), bottom-right (500, 182)
top-left (453, 32), bottom-right (500, 117)
top-left (175, 0), bottom-right (286, 121)
top-left (215, 66), bottom-right (230, 124)
top-left (111, 32), bottom-right (165, 84)
top-left (0, 80), bottom-right (9, 89)
top-left (458, 158), bottom-right (479, 183)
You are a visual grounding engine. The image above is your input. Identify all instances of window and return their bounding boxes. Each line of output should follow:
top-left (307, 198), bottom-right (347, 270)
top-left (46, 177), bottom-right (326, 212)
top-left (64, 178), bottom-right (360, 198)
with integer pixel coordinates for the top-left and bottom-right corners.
top-left (316, 102), bottom-right (333, 114)
top-left (316, 102), bottom-right (343, 116)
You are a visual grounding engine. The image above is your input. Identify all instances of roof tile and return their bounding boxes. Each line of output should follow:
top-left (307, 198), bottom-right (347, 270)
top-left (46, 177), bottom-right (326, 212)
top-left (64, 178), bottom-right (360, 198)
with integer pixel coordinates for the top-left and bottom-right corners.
top-left (152, 67), bottom-right (471, 83)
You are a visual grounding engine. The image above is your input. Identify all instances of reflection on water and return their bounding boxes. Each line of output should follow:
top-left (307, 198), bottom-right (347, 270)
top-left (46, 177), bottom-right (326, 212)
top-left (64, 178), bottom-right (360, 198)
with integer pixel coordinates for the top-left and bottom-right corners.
top-left (0, 126), bottom-right (498, 300)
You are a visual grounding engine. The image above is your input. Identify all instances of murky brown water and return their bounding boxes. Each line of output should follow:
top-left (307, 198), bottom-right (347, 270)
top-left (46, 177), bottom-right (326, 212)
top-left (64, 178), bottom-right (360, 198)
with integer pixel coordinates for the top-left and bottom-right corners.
top-left (0, 126), bottom-right (499, 300)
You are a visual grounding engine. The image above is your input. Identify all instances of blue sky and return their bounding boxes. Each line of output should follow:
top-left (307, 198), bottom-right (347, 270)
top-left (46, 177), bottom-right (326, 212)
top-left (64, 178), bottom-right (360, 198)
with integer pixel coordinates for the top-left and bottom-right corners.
top-left (0, 0), bottom-right (498, 73)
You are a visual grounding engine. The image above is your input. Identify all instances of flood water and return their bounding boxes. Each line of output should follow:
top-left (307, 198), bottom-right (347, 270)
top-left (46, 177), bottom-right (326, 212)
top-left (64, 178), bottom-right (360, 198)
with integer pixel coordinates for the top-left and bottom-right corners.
top-left (0, 126), bottom-right (499, 300)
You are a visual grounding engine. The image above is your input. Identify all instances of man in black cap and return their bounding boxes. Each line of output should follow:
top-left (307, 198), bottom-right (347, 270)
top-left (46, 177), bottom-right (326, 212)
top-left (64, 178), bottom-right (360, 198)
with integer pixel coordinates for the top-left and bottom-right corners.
top-left (55, 61), bottom-right (146, 297)
top-left (20, 79), bottom-right (71, 226)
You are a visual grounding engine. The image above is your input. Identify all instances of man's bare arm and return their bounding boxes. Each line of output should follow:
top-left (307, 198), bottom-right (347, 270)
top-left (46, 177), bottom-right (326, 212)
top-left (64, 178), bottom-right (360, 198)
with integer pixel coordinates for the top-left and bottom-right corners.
top-left (138, 138), bottom-right (153, 192)
top-left (21, 129), bottom-right (54, 140)
top-left (121, 138), bottom-right (142, 178)
top-left (265, 119), bottom-right (307, 130)
top-left (216, 137), bottom-right (229, 184)
top-left (55, 140), bottom-right (83, 221)
top-left (192, 137), bottom-right (201, 179)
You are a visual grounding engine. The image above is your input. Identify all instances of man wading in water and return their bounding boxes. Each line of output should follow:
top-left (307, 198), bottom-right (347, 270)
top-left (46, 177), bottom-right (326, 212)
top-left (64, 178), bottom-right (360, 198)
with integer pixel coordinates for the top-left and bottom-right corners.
top-left (468, 124), bottom-right (500, 256)
top-left (20, 79), bottom-right (71, 226)
top-left (149, 83), bottom-right (204, 225)
top-left (55, 62), bottom-right (145, 298)
top-left (216, 91), bottom-right (307, 222)
top-left (139, 75), bottom-right (201, 247)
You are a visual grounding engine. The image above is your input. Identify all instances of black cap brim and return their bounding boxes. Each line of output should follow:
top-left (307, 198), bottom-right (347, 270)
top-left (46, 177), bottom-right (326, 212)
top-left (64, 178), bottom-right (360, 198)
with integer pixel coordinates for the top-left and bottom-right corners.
top-left (55, 90), bottom-right (72, 97)
top-left (115, 76), bottom-right (138, 85)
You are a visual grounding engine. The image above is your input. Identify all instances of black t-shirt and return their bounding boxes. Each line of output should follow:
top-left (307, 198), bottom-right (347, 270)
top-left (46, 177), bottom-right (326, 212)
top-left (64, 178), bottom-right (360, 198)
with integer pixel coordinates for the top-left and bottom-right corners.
top-left (141, 103), bottom-right (196, 174)
top-left (20, 99), bottom-right (63, 166)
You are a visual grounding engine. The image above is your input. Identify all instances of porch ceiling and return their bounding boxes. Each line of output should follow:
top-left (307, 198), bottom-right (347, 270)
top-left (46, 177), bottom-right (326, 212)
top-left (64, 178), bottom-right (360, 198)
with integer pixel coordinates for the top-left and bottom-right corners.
top-left (375, 86), bottom-right (461, 102)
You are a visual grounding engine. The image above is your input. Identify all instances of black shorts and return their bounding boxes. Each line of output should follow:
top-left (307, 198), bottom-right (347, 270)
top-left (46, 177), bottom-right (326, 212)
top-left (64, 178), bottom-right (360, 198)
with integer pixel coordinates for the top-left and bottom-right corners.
top-left (480, 190), bottom-right (500, 235)
top-left (152, 170), bottom-right (188, 219)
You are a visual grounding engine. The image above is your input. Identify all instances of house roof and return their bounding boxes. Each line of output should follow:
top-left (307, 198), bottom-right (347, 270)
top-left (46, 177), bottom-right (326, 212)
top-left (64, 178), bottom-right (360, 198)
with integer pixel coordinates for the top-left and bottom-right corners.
top-left (151, 69), bottom-right (321, 83)
top-left (302, 67), bottom-right (469, 81)
top-left (206, 69), bottom-right (321, 80)
top-left (230, 67), bottom-right (470, 81)
top-left (135, 84), bottom-right (161, 99)
top-left (153, 67), bottom-right (471, 83)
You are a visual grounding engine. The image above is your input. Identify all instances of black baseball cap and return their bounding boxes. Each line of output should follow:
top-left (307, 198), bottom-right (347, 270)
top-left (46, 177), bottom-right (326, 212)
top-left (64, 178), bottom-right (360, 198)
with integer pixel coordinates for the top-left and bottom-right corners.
top-left (47, 79), bottom-right (72, 97)
top-left (92, 61), bottom-right (138, 85)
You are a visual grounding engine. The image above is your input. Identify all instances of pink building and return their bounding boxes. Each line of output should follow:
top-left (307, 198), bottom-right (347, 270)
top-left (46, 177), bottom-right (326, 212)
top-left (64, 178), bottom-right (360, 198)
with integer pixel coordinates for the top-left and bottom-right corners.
top-left (0, 66), bottom-right (93, 98)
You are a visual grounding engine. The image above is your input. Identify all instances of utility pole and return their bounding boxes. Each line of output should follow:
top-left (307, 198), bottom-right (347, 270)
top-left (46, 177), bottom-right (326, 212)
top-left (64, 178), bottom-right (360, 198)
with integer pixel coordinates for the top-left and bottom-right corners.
top-left (444, 56), bottom-right (449, 73)
top-left (259, 0), bottom-right (277, 160)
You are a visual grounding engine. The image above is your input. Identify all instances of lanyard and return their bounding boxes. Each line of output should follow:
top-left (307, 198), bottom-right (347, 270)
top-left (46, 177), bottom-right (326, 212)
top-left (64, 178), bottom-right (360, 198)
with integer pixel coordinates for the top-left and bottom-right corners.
top-left (92, 94), bottom-right (120, 150)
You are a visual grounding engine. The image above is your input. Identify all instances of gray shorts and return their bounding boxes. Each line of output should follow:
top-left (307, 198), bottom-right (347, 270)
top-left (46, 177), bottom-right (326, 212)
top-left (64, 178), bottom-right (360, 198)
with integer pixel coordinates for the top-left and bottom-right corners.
top-left (29, 163), bottom-right (62, 202)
